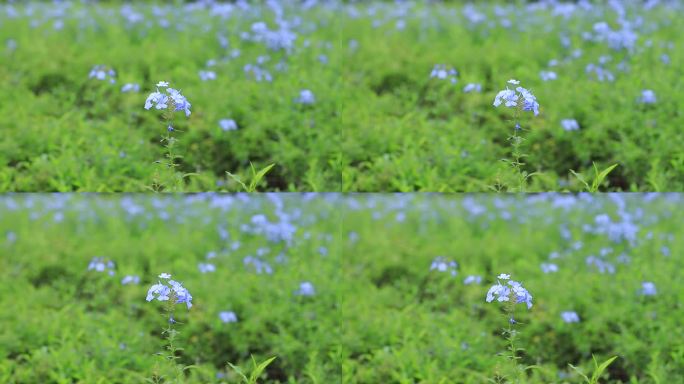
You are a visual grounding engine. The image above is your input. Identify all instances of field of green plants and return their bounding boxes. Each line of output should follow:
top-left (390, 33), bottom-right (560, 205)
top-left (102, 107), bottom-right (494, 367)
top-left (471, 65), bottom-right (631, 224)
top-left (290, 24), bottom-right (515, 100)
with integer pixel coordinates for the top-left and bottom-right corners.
top-left (341, 193), bottom-right (683, 383)
top-left (0, 194), bottom-right (342, 383)
top-left (3, 1), bottom-right (684, 192)
top-left (1, 193), bottom-right (682, 383)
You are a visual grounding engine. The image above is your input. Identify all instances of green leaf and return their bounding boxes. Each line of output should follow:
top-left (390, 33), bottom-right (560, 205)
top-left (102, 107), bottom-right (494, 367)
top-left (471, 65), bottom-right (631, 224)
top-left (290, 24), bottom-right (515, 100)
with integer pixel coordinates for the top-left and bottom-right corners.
top-left (227, 163), bottom-right (275, 192)
top-left (249, 356), bottom-right (277, 383)
top-left (590, 355), bottom-right (618, 383)
top-left (570, 163), bottom-right (618, 192)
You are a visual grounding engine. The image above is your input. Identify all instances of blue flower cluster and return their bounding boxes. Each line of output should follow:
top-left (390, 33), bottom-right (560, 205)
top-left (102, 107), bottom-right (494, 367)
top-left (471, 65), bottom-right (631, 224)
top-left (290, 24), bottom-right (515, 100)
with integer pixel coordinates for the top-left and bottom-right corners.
top-left (145, 273), bottom-right (193, 309)
top-left (429, 256), bottom-right (458, 276)
top-left (485, 273), bottom-right (533, 309)
top-left (430, 64), bottom-right (458, 84)
top-left (87, 256), bottom-right (116, 276)
top-left (144, 81), bottom-right (192, 117)
top-left (493, 79), bottom-right (540, 116)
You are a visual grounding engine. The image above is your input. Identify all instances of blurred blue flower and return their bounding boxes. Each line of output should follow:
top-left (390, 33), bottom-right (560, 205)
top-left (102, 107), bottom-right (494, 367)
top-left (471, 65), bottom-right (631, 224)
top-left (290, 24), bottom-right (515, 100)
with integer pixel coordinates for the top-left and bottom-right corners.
top-left (199, 70), bottom-right (217, 81)
top-left (87, 256), bottom-right (116, 276)
top-left (561, 311), bottom-right (580, 323)
top-left (198, 263), bottom-right (216, 273)
top-left (539, 71), bottom-right (557, 81)
top-left (219, 119), bottom-right (238, 132)
top-left (430, 64), bottom-right (458, 84)
top-left (463, 275), bottom-right (482, 285)
top-left (561, 119), bottom-right (580, 131)
top-left (641, 282), bottom-right (657, 296)
top-left (430, 256), bottom-right (458, 276)
top-left (640, 90), bottom-right (657, 104)
top-left (121, 83), bottom-right (140, 93)
top-left (219, 311), bottom-right (238, 323)
top-left (463, 83), bottom-right (482, 93)
top-left (89, 65), bottom-right (116, 84)
top-left (541, 263), bottom-right (559, 274)
top-left (295, 281), bottom-right (316, 296)
top-left (121, 275), bottom-right (140, 285)
top-left (296, 89), bottom-right (315, 105)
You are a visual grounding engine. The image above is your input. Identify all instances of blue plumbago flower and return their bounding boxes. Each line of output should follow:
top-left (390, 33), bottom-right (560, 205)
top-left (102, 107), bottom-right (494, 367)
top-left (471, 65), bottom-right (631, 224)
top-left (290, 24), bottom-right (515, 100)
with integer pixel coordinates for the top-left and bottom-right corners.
top-left (121, 83), bottom-right (140, 93)
top-left (167, 88), bottom-right (192, 116)
top-left (430, 256), bottom-right (458, 276)
top-left (198, 262), bottom-right (216, 274)
top-left (497, 273), bottom-right (510, 280)
top-left (486, 274), bottom-right (533, 309)
top-left (146, 276), bottom-right (193, 309)
top-left (661, 54), bottom-right (671, 65)
top-left (159, 273), bottom-right (171, 279)
top-left (539, 70), bottom-right (557, 81)
top-left (590, 21), bottom-right (638, 52)
top-left (585, 255), bottom-right (615, 274)
top-left (6, 39), bottom-right (17, 52)
top-left (167, 125), bottom-right (174, 132)
top-left (295, 89), bottom-right (315, 105)
top-left (640, 282), bottom-right (657, 296)
top-left (6, 231), bottom-right (17, 244)
top-left (144, 82), bottom-right (192, 117)
top-left (493, 80), bottom-right (540, 116)
top-left (87, 256), bottom-right (116, 276)
top-left (561, 311), bottom-right (580, 323)
top-left (144, 91), bottom-right (168, 111)
top-left (247, 21), bottom-right (297, 53)
top-left (430, 64), bottom-right (458, 84)
top-left (639, 90), bottom-right (657, 104)
top-left (585, 63), bottom-right (615, 82)
top-left (463, 275), bottom-right (482, 285)
top-left (88, 65), bottom-right (116, 84)
top-left (561, 119), bottom-right (580, 131)
top-left (219, 119), bottom-right (238, 132)
top-left (199, 70), bottom-right (217, 81)
top-left (295, 281), bottom-right (316, 297)
top-left (243, 256), bottom-right (273, 275)
top-left (219, 311), bottom-right (238, 323)
top-left (243, 64), bottom-right (273, 82)
top-left (463, 83), bottom-right (482, 93)
top-left (121, 275), bottom-right (140, 285)
top-left (541, 263), bottom-right (559, 274)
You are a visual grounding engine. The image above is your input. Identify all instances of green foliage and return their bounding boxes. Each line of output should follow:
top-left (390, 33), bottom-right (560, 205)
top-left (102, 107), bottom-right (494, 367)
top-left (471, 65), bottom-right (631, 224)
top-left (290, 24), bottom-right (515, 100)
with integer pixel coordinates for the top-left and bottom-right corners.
top-left (1, 2), bottom-right (682, 191)
top-left (228, 356), bottom-right (277, 384)
top-left (0, 195), bottom-right (341, 383)
top-left (227, 163), bottom-right (276, 193)
top-left (570, 356), bottom-right (619, 384)
top-left (0, 3), bottom-right (342, 192)
top-left (337, 2), bottom-right (684, 192)
top-left (1, 195), bottom-right (683, 382)
top-left (340, 194), bottom-right (684, 383)
top-left (571, 163), bottom-right (620, 192)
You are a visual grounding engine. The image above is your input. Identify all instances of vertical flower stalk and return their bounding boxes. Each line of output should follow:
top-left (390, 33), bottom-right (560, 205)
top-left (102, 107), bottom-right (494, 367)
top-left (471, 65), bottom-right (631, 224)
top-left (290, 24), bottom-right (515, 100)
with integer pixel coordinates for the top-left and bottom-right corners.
top-left (146, 273), bottom-right (193, 383)
top-left (486, 273), bottom-right (533, 383)
top-left (493, 80), bottom-right (540, 192)
top-left (144, 81), bottom-right (192, 192)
